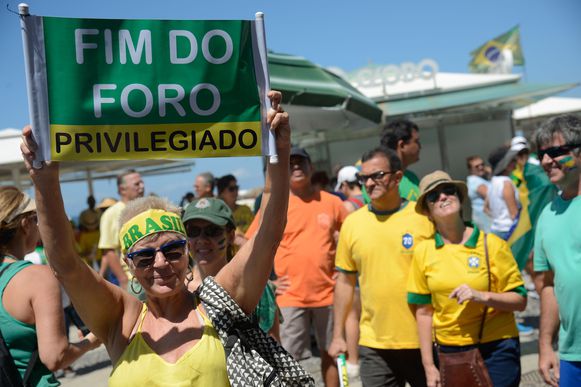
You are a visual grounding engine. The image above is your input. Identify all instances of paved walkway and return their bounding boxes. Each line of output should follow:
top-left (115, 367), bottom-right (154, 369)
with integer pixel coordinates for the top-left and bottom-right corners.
top-left (59, 295), bottom-right (548, 386)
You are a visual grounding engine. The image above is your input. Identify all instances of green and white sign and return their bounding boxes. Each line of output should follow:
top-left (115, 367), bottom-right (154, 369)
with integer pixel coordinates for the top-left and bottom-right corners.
top-left (20, 12), bottom-right (272, 161)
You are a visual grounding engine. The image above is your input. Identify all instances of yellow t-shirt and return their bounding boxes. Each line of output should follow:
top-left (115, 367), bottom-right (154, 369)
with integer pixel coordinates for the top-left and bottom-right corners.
top-left (407, 228), bottom-right (524, 346)
top-left (233, 204), bottom-right (254, 234)
top-left (109, 303), bottom-right (230, 387)
top-left (335, 202), bottom-right (434, 349)
top-left (97, 201), bottom-right (132, 279)
top-left (98, 201), bottom-right (125, 250)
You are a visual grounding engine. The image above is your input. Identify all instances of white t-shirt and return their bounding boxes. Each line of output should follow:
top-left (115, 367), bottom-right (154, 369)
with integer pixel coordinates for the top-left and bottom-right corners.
top-left (489, 176), bottom-right (520, 232)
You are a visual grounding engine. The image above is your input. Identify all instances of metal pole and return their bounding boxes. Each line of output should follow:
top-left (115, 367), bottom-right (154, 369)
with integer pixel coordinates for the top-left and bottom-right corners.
top-left (254, 12), bottom-right (278, 164)
top-left (11, 168), bottom-right (22, 191)
top-left (436, 119), bottom-right (450, 172)
top-left (86, 169), bottom-right (94, 197)
top-left (19, 3), bottom-right (49, 168)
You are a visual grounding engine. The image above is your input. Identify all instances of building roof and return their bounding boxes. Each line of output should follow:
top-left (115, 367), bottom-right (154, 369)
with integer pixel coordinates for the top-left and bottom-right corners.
top-left (513, 97), bottom-right (581, 120)
top-left (377, 82), bottom-right (578, 117)
top-left (351, 71), bottom-right (522, 101)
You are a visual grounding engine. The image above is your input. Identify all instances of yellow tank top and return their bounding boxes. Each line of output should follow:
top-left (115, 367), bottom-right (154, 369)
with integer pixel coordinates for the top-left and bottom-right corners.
top-left (109, 303), bottom-right (230, 386)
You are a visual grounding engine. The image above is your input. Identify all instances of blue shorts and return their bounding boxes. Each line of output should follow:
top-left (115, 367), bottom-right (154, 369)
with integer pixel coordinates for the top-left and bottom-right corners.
top-left (438, 337), bottom-right (521, 387)
top-left (560, 359), bottom-right (581, 387)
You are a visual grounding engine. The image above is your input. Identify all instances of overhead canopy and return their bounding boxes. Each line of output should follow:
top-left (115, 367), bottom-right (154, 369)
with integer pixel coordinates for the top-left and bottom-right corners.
top-left (0, 128), bottom-right (195, 191)
top-left (377, 82), bottom-right (579, 117)
top-left (513, 96), bottom-right (581, 120)
top-left (268, 52), bottom-right (382, 132)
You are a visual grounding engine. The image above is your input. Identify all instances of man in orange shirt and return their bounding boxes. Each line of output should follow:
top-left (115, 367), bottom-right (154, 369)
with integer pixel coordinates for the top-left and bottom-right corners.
top-left (247, 147), bottom-right (347, 387)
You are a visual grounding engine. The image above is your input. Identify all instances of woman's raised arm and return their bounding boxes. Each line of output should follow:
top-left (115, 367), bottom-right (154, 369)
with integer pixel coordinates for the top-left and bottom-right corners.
top-left (20, 126), bottom-right (140, 345)
top-left (216, 91), bottom-right (290, 314)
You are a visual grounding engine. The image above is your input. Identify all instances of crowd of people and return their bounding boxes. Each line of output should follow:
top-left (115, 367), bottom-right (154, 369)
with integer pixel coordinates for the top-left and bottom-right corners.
top-left (1, 108), bottom-right (580, 386)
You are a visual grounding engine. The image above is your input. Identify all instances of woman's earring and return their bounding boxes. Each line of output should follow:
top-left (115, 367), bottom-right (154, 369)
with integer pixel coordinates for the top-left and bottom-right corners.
top-left (186, 264), bottom-right (194, 285)
top-left (130, 277), bottom-right (143, 294)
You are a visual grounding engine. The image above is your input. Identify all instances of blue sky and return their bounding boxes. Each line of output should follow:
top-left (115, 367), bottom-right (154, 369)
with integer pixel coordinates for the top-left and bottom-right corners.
top-left (1, 0), bottom-right (580, 217)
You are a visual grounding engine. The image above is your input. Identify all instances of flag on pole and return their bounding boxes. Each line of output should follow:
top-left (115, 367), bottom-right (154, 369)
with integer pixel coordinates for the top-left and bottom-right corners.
top-left (19, 10), bottom-right (276, 162)
top-left (508, 162), bottom-right (556, 270)
top-left (469, 25), bottom-right (524, 73)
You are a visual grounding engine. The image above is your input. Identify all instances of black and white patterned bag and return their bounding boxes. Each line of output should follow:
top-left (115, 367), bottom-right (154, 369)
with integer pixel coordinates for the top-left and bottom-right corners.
top-left (198, 276), bottom-right (315, 387)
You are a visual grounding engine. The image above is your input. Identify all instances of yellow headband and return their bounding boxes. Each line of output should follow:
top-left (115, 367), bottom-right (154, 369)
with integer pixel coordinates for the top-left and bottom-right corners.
top-left (119, 209), bottom-right (186, 254)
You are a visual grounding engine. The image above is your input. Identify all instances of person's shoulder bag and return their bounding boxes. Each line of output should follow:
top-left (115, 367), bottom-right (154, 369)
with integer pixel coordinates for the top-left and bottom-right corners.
top-left (198, 276), bottom-right (315, 387)
top-left (436, 233), bottom-right (494, 387)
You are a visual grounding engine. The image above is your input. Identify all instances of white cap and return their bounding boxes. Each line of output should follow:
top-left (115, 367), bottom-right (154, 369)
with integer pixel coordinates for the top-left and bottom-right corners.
top-left (335, 166), bottom-right (359, 191)
top-left (510, 136), bottom-right (529, 152)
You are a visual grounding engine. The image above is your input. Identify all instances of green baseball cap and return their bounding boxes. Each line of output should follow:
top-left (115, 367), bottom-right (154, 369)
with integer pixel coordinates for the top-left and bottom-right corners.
top-left (182, 198), bottom-right (235, 228)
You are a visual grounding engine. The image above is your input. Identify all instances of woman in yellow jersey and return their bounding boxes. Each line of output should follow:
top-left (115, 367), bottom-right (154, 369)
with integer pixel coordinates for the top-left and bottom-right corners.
top-left (20, 91), bottom-right (290, 386)
top-left (407, 171), bottom-right (527, 387)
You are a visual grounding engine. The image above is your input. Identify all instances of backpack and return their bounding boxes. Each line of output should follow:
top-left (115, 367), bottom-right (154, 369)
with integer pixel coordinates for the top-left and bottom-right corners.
top-left (198, 276), bottom-right (315, 387)
top-left (0, 264), bottom-right (39, 387)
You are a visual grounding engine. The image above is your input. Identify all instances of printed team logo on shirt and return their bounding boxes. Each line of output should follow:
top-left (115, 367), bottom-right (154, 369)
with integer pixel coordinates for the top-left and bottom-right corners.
top-left (402, 233), bottom-right (414, 249)
top-left (468, 256), bottom-right (480, 269)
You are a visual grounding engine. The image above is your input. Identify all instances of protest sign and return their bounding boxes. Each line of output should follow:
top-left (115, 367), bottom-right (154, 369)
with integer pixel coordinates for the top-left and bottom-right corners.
top-left (19, 7), bottom-right (274, 162)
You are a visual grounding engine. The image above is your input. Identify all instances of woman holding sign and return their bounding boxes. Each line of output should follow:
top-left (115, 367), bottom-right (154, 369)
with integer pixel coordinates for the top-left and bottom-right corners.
top-left (21, 91), bottom-right (305, 385)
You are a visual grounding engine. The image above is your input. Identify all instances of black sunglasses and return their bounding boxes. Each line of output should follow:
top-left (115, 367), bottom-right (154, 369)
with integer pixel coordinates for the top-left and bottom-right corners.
top-left (185, 224), bottom-right (225, 239)
top-left (127, 239), bottom-right (187, 269)
top-left (538, 143), bottom-right (581, 161)
top-left (426, 185), bottom-right (458, 203)
top-left (356, 170), bottom-right (393, 185)
top-left (227, 185), bottom-right (239, 192)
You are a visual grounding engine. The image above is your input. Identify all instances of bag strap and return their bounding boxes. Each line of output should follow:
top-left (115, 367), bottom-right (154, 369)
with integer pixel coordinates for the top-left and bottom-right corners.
top-left (348, 197), bottom-right (364, 209)
top-left (433, 231), bottom-right (491, 346)
top-left (0, 262), bottom-right (39, 386)
top-left (476, 233), bottom-right (491, 344)
top-left (22, 350), bottom-right (38, 386)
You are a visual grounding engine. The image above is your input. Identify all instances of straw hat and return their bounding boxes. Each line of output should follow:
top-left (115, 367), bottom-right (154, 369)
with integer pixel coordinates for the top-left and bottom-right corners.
top-left (415, 170), bottom-right (468, 215)
top-left (97, 197), bottom-right (117, 210)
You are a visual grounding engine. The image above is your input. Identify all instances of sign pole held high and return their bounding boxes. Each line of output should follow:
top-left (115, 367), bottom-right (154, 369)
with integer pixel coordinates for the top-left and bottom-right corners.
top-left (19, 3), bottom-right (51, 167)
top-left (253, 12), bottom-right (278, 165)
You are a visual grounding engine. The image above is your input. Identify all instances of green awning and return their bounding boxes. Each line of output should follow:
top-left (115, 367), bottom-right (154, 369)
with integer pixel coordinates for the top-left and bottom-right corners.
top-left (268, 52), bottom-right (382, 124)
top-left (378, 82), bottom-right (579, 117)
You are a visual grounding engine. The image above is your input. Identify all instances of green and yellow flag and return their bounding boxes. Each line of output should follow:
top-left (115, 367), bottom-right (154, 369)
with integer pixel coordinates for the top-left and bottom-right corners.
top-left (508, 163), bottom-right (556, 270)
top-left (469, 25), bottom-right (524, 73)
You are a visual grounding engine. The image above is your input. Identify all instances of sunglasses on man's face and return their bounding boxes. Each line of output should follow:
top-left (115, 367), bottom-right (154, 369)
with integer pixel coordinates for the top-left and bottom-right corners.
top-left (356, 170), bottom-right (393, 185)
top-left (185, 224), bottom-right (225, 239)
top-left (538, 143), bottom-right (581, 161)
top-left (127, 239), bottom-right (187, 269)
top-left (426, 185), bottom-right (458, 203)
top-left (227, 185), bottom-right (239, 192)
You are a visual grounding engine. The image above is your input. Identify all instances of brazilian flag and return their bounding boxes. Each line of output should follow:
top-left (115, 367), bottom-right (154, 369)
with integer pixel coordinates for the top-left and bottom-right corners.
top-left (508, 162), bottom-right (557, 270)
top-left (469, 25), bottom-right (525, 73)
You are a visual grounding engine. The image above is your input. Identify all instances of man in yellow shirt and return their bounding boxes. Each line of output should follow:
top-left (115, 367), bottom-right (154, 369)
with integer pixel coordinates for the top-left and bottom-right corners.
top-left (98, 169), bottom-right (144, 293)
top-left (329, 146), bottom-right (434, 387)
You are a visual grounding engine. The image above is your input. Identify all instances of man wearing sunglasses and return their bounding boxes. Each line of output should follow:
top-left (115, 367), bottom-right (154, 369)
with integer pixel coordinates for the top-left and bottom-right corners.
top-left (330, 146), bottom-right (434, 387)
top-left (533, 114), bottom-right (581, 387)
